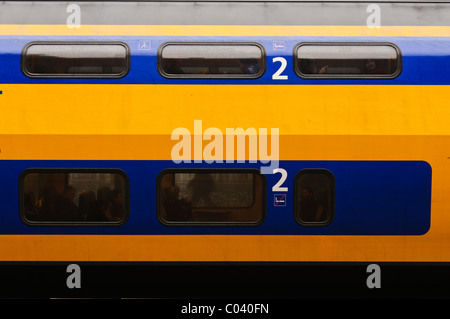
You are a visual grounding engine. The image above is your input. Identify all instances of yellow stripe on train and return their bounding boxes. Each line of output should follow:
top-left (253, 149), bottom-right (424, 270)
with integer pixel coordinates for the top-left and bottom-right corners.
top-left (0, 25), bottom-right (449, 37)
top-left (0, 233), bottom-right (449, 262)
top-left (0, 84), bottom-right (449, 136)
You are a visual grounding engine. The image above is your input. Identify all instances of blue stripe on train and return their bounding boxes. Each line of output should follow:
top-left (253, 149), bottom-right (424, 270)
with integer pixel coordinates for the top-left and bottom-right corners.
top-left (0, 35), bottom-right (449, 85)
top-left (0, 160), bottom-right (431, 235)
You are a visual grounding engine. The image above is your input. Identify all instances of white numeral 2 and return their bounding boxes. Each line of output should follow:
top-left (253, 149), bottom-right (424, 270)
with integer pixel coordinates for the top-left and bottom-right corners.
top-left (272, 57), bottom-right (288, 80)
top-left (272, 168), bottom-right (288, 192)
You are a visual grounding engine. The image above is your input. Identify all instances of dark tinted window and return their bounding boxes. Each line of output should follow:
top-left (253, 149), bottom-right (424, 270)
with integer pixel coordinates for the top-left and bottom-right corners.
top-left (157, 170), bottom-right (266, 225)
top-left (294, 43), bottom-right (401, 78)
top-left (158, 42), bottom-right (265, 78)
top-left (294, 169), bottom-right (335, 226)
top-left (20, 169), bottom-right (128, 225)
top-left (22, 42), bottom-right (130, 78)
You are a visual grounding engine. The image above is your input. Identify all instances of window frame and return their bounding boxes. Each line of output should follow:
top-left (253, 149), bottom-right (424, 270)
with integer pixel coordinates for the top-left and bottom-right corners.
top-left (293, 41), bottom-right (402, 80)
top-left (19, 168), bottom-right (130, 227)
top-left (21, 41), bottom-right (131, 79)
top-left (293, 168), bottom-right (336, 227)
top-left (156, 168), bottom-right (267, 227)
top-left (157, 41), bottom-right (266, 79)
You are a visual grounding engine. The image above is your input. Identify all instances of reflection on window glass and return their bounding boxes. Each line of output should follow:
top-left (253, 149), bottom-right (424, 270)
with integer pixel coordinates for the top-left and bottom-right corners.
top-left (295, 43), bottom-right (401, 78)
top-left (159, 43), bottom-right (264, 78)
top-left (158, 170), bottom-right (265, 225)
top-left (21, 170), bottom-right (128, 224)
top-left (22, 42), bottom-right (129, 78)
top-left (294, 170), bottom-right (335, 226)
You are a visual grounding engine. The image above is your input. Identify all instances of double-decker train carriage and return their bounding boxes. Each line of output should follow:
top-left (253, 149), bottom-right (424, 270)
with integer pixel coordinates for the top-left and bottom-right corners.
top-left (0, 0), bottom-right (449, 299)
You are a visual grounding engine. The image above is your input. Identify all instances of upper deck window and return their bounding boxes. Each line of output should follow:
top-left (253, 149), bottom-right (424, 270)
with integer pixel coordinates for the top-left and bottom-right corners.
top-left (294, 42), bottom-right (401, 79)
top-left (22, 41), bottom-right (130, 78)
top-left (158, 42), bottom-right (265, 79)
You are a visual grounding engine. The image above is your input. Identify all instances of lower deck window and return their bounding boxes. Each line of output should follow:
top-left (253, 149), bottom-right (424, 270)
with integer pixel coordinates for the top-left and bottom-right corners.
top-left (294, 169), bottom-right (335, 226)
top-left (20, 169), bottom-right (128, 225)
top-left (157, 170), bottom-right (266, 225)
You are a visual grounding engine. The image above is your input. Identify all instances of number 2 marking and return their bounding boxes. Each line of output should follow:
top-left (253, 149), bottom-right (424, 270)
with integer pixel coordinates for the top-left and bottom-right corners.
top-left (272, 168), bottom-right (288, 192)
top-left (272, 57), bottom-right (288, 80)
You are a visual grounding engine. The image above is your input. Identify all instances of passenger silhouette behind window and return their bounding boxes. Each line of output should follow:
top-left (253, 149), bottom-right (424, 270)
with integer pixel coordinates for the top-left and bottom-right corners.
top-left (78, 191), bottom-right (96, 221)
top-left (24, 192), bottom-right (38, 220)
top-left (300, 59), bottom-right (328, 74)
top-left (55, 185), bottom-right (79, 221)
top-left (163, 185), bottom-right (192, 221)
top-left (298, 186), bottom-right (325, 223)
top-left (110, 189), bottom-right (125, 221)
top-left (187, 174), bottom-right (215, 207)
top-left (239, 59), bottom-right (260, 75)
top-left (363, 59), bottom-right (386, 74)
top-left (163, 59), bottom-right (184, 74)
top-left (38, 186), bottom-right (58, 221)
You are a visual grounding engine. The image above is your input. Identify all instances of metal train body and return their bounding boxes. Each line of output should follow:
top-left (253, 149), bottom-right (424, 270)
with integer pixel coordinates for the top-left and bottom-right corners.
top-left (0, 0), bottom-right (449, 298)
